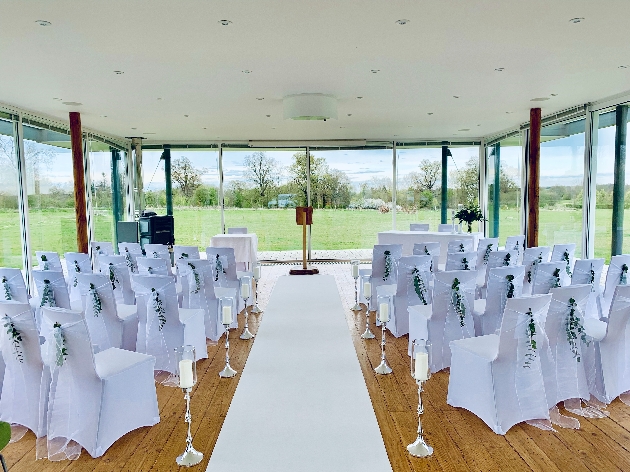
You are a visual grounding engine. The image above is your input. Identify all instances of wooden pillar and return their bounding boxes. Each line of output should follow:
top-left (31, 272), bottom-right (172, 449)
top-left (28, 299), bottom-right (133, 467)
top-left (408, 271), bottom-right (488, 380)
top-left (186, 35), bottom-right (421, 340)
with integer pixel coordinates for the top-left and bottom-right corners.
top-left (527, 108), bottom-right (542, 248)
top-left (69, 112), bottom-right (88, 253)
top-left (612, 105), bottom-right (628, 256)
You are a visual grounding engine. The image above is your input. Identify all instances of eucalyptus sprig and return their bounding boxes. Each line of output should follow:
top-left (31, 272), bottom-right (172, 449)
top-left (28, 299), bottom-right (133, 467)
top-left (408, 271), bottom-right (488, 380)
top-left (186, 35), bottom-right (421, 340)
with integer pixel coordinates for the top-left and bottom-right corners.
top-left (566, 297), bottom-right (588, 362)
top-left (152, 251), bottom-right (160, 259)
top-left (108, 263), bottom-right (120, 291)
top-left (89, 283), bottom-right (102, 317)
top-left (620, 264), bottom-right (628, 285)
top-left (589, 263), bottom-right (596, 292)
top-left (506, 274), bottom-right (515, 299)
top-left (461, 257), bottom-right (470, 270)
top-left (411, 267), bottom-right (428, 305)
top-left (124, 248), bottom-right (135, 271)
top-left (53, 322), bottom-right (68, 367)
top-left (3, 315), bottom-right (23, 362)
top-left (72, 260), bottom-right (81, 287)
top-left (458, 243), bottom-right (465, 253)
top-left (552, 268), bottom-right (562, 288)
top-left (513, 240), bottom-right (521, 261)
top-left (383, 250), bottom-right (392, 280)
top-left (188, 262), bottom-right (201, 294)
top-left (2, 276), bottom-right (11, 300)
top-left (40, 279), bottom-right (56, 307)
top-left (524, 308), bottom-right (537, 368)
top-left (562, 250), bottom-right (572, 276)
top-left (483, 243), bottom-right (493, 265)
top-left (41, 254), bottom-right (50, 271)
top-left (451, 278), bottom-right (466, 327)
top-left (180, 253), bottom-right (189, 259)
top-left (503, 253), bottom-right (511, 267)
top-left (151, 288), bottom-right (167, 330)
top-left (527, 252), bottom-right (544, 284)
top-left (423, 247), bottom-right (433, 272)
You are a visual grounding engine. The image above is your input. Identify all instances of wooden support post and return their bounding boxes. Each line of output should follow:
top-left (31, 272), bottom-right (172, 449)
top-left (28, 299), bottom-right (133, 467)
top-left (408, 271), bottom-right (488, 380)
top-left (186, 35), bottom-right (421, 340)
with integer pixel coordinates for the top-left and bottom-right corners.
top-left (527, 108), bottom-right (541, 248)
top-left (69, 112), bottom-right (88, 253)
top-left (302, 220), bottom-right (307, 269)
top-left (612, 105), bottom-right (628, 256)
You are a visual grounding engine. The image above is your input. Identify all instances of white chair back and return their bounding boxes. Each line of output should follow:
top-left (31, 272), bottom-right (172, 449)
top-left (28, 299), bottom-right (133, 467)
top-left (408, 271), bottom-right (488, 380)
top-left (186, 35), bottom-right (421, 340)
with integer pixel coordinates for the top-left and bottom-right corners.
top-left (118, 244), bottom-right (142, 274)
top-left (412, 242), bottom-right (440, 273)
top-left (90, 242), bottom-right (114, 272)
top-left (505, 235), bottom-right (525, 263)
top-left (98, 255), bottom-right (136, 305)
top-left (551, 243), bottom-right (576, 283)
top-left (227, 227), bottom-right (248, 234)
top-left (604, 255), bottom-right (630, 299)
top-left (572, 258), bottom-right (604, 288)
top-left (476, 238), bottom-right (499, 271)
top-left (438, 224), bottom-right (455, 232)
top-left (523, 246), bottom-right (551, 290)
top-left (371, 244), bottom-right (402, 283)
top-left (64, 252), bottom-right (93, 301)
top-left (137, 257), bottom-right (171, 277)
top-left (447, 239), bottom-right (474, 254)
top-left (482, 266), bottom-right (525, 336)
top-left (531, 261), bottom-right (567, 295)
top-left (173, 245), bottom-right (200, 261)
top-left (32, 270), bottom-right (71, 310)
top-left (410, 223), bottom-right (429, 231)
top-left (484, 249), bottom-right (518, 288)
top-left (36, 251), bottom-right (62, 272)
top-left (0, 268), bottom-right (29, 303)
top-left (444, 251), bottom-right (477, 271)
top-left (144, 244), bottom-right (172, 275)
top-left (206, 247), bottom-right (239, 285)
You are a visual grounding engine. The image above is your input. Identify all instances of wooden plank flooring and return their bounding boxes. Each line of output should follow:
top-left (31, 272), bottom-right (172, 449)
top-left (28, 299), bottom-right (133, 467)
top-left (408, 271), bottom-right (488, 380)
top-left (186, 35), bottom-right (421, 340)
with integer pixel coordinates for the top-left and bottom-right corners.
top-left (4, 265), bottom-right (630, 471)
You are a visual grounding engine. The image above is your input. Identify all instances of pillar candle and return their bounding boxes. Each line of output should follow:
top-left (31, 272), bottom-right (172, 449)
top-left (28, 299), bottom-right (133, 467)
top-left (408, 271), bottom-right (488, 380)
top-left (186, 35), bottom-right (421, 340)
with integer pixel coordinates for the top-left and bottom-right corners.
top-left (241, 283), bottom-right (250, 299)
top-left (351, 263), bottom-right (359, 278)
top-left (379, 302), bottom-right (389, 322)
top-left (414, 351), bottom-right (429, 381)
top-left (254, 266), bottom-right (261, 280)
top-left (222, 305), bottom-right (232, 325)
top-left (179, 359), bottom-right (194, 388)
top-left (363, 282), bottom-right (371, 297)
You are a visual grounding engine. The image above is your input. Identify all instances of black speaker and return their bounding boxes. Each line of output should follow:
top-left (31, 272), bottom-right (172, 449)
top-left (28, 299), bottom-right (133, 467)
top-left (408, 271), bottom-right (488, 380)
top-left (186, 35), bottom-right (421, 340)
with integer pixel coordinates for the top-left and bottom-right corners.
top-left (138, 215), bottom-right (174, 247)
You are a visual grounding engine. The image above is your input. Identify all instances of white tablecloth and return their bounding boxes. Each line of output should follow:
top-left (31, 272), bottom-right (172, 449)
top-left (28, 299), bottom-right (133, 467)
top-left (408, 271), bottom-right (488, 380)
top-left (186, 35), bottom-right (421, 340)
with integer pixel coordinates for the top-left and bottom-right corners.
top-left (377, 230), bottom-right (481, 264)
top-left (210, 233), bottom-right (258, 269)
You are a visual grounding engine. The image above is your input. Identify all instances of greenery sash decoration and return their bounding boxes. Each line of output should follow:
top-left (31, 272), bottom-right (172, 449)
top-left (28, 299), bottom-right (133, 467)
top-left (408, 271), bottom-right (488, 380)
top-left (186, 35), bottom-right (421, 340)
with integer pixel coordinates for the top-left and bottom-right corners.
top-left (411, 267), bottom-right (428, 305)
top-left (72, 260), bottom-right (81, 287)
top-left (53, 322), bottom-right (68, 367)
top-left (180, 253), bottom-right (189, 259)
top-left (108, 263), bottom-right (120, 291)
top-left (458, 243), bottom-right (465, 253)
top-left (41, 254), bottom-right (50, 271)
top-left (483, 244), bottom-right (493, 264)
top-left (503, 253), bottom-right (511, 266)
top-left (589, 263), bottom-right (596, 292)
top-left (461, 257), bottom-right (470, 270)
top-left (188, 262), bottom-right (201, 294)
top-left (513, 241), bottom-right (521, 262)
top-left (124, 248), bottom-right (134, 270)
top-left (524, 308), bottom-right (536, 368)
top-left (151, 288), bottom-right (167, 330)
top-left (451, 278), bottom-right (466, 327)
top-left (506, 274), bottom-right (515, 299)
top-left (620, 264), bottom-right (628, 285)
top-left (562, 250), bottom-right (572, 276)
top-left (527, 252), bottom-right (544, 284)
top-left (89, 283), bottom-right (102, 317)
top-left (214, 254), bottom-right (226, 281)
top-left (552, 268), bottom-right (562, 288)
top-left (147, 267), bottom-right (154, 275)
top-left (3, 315), bottom-right (23, 362)
top-left (40, 279), bottom-right (56, 307)
top-left (423, 247), bottom-right (433, 272)
top-left (2, 276), bottom-right (11, 300)
top-left (152, 251), bottom-right (160, 259)
top-left (383, 250), bottom-right (392, 280)
top-left (566, 297), bottom-right (588, 362)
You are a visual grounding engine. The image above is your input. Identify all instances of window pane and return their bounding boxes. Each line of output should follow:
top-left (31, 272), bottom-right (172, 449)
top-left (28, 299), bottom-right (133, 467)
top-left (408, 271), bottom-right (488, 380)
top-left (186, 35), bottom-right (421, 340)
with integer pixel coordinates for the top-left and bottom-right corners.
top-left (88, 141), bottom-right (115, 243)
top-left (448, 147), bottom-right (481, 231)
top-left (595, 119), bottom-right (615, 262)
top-left (0, 119), bottom-right (23, 268)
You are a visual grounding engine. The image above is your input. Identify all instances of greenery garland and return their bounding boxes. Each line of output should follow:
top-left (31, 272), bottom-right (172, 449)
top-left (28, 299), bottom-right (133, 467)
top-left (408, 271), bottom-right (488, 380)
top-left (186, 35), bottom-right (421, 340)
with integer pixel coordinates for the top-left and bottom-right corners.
top-left (53, 322), bottom-right (68, 367)
top-left (108, 263), bottom-right (119, 291)
top-left (124, 248), bottom-right (135, 271)
top-left (41, 254), bottom-right (50, 271)
top-left (411, 267), bottom-right (428, 305)
top-left (527, 252), bottom-right (544, 283)
top-left (188, 262), bottom-right (201, 294)
top-left (2, 276), bottom-right (11, 300)
top-left (506, 274), bottom-right (515, 299)
top-left (503, 253), bottom-right (511, 266)
top-left (423, 247), bottom-right (433, 272)
top-left (461, 257), bottom-right (470, 270)
top-left (458, 243), bottom-right (465, 253)
top-left (451, 278), bottom-right (466, 327)
top-left (552, 268), bottom-right (562, 288)
top-left (151, 288), bottom-right (167, 330)
top-left (215, 254), bottom-right (226, 281)
top-left (383, 250), bottom-right (392, 280)
top-left (72, 260), bottom-right (81, 287)
top-left (3, 315), bottom-right (23, 362)
top-left (562, 250), bottom-right (572, 276)
top-left (89, 283), bottom-right (102, 317)
top-left (483, 243), bottom-right (493, 264)
top-left (566, 297), bottom-right (588, 362)
top-left (524, 308), bottom-right (537, 368)
top-left (620, 264), bottom-right (628, 285)
top-left (40, 279), bottom-right (56, 307)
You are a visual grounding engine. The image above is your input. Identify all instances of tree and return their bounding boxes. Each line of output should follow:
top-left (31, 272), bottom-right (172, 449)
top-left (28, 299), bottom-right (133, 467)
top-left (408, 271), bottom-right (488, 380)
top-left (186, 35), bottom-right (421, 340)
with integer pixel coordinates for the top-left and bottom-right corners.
top-left (243, 151), bottom-right (280, 204)
top-left (0, 136), bottom-right (55, 195)
top-left (171, 157), bottom-right (205, 199)
top-left (412, 159), bottom-right (441, 191)
top-left (288, 152), bottom-right (326, 206)
top-left (451, 157), bottom-right (479, 205)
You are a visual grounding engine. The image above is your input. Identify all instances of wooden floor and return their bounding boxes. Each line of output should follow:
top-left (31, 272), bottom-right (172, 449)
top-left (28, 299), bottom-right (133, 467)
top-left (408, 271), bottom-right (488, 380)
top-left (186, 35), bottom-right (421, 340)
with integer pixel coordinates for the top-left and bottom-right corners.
top-left (5, 276), bottom-right (630, 471)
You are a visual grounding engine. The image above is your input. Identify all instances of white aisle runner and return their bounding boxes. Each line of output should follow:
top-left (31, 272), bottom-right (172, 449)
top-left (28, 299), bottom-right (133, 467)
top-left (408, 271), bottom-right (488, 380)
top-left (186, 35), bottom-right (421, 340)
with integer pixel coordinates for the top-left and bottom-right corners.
top-left (206, 275), bottom-right (392, 472)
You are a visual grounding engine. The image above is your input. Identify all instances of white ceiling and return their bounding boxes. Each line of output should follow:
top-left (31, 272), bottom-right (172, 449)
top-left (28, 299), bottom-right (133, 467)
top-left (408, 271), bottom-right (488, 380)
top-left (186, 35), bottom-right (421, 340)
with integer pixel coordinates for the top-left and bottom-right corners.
top-left (1, 0), bottom-right (629, 143)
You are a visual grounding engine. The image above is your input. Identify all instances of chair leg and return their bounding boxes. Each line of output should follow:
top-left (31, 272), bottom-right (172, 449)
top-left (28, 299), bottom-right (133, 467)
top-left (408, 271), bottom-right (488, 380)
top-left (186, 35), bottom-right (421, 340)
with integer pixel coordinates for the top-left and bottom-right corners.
top-left (0, 453), bottom-right (7, 472)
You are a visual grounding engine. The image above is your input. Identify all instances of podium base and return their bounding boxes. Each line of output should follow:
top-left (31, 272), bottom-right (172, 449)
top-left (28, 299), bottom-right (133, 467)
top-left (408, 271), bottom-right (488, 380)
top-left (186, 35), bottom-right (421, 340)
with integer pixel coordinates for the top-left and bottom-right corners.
top-left (289, 267), bottom-right (320, 275)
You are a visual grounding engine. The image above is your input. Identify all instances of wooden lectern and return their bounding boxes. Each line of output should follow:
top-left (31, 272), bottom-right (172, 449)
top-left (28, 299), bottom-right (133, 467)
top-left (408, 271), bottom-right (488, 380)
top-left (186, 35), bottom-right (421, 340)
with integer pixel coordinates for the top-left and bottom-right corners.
top-left (289, 206), bottom-right (319, 275)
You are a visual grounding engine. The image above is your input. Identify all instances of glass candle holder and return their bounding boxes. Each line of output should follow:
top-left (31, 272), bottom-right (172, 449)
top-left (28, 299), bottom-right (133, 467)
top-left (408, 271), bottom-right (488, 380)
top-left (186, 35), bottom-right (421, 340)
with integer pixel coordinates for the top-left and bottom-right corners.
top-left (176, 345), bottom-right (197, 390)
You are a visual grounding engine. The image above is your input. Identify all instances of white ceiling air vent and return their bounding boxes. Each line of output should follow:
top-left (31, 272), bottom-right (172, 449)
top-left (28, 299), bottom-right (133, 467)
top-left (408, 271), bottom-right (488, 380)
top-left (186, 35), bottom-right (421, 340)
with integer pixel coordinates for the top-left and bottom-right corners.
top-left (283, 94), bottom-right (337, 121)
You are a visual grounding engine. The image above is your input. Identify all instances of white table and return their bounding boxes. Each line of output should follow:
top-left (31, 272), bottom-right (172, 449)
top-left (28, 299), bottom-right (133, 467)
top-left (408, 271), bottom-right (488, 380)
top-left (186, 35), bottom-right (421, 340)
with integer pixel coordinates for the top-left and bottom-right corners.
top-left (210, 233), bottom-right (258, 269)
top-left (377, 230), bottom-right (481, 264)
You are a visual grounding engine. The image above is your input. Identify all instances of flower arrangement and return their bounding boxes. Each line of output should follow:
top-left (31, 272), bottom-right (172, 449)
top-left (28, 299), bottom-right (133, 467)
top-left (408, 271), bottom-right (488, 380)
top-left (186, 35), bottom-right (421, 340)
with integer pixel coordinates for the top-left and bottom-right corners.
top-left (451, 278), bottom-right (466, 327)
top-left (3, 315), bottom-right (23, 362)
top-left (53, 322), bottom-right (67, 367)
top-left (383, 250), bottom-right (392, 280)
top-left (151, 288), bottom-right (167, 330)
top-left (40, 279), bottom-right (56, 307)
top-left (411, 267), bottom-right (428, 305)
top-left (2, 276), bottom-right (11, 301)
top-left (524, 308), bottom-right (537, 368)
top-left (89, 283), bottom-right (102, 316)
top-left (454, 204), bottom-right (485, 233)
top-left (566, 297), bottom-right (588, 362)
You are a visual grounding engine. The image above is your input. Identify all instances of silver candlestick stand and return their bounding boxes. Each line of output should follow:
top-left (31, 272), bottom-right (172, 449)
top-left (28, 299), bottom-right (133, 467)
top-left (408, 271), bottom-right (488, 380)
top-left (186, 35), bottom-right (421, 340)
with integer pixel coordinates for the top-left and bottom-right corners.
top-left (240, 294), bottom-right (255, 340)
top-left (374, 315), bottom-right (392, 374)
top-left (251, 276), bottom-right (262, 314)
top-left (361, 293), bottom-right (375, 339)
top-left (176, 387), bottom-right (204, 466)
top-left (352, 271), bottom-right (361, 311)
top-left (219, 323), bottom-right (238, 378)
top-left (407, 380), bottom-right (433, 457)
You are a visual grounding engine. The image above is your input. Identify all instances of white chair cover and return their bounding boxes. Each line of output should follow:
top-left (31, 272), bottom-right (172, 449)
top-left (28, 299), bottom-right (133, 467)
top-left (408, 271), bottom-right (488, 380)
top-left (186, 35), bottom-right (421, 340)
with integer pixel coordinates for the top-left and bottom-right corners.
top-left (36, 251), bottom-right (62, 272)
top-left (412, 242), bottom-right (440, 274)
top-left (448, 294), bottom-right (553, 434)
top-left (131, 275), bottom-right (208, 373)
top-left (227, 227), bottom-right (248, 234)
top-left (505, 235), bottom-right (526, 264)
top-left (32, 270), bottom-right (71, 330)
top-left (438, 224), bottom-right (455, 232)
top-left (0, 268), bottom-right (29, 303)
top-left (444, 251), bottom-right (477, 271)
top-left (409, 223), bottom-right (429, 231)
top-left (532, 262), bottom-right (567, 295)
top-left (477, 266), bottom-right (525, 336)
top-left (118, 243), bottom-right (142, 274)
top-left (551, 243), bottom-right (576, 286)
top-left (90, 242), bottom-right (114, 273)
top-left (475, 238), bottom-right (499, 272)
top-left (368, 244), bottom-right (402, 312)
top-left (98, 255), bottom-right (135, 305)
top-left (447, 239), bottom-right (474, 254)
top-left (206, 247), bottom-right (246, 312)
top-left (136, 257), bottom-right (171, 277)
top-left (429, 270), bottom-right (477, 372)
top-left (540, 285), bottom-right (593, 408)
top-left (143, 244), bottom-right (173, 276)
top-left (523, 246), bottom-right (551, 293)
top-left (64, 252), bottom-right (93, 303)
top-left (572, 258), bottom-right (605, 319)
top-left (173, 245), bottom-right (200, 261)
top-left (0, 301), bottom-right (48, 437)
top-left (603, 255), bottom-right (630, 310)
top-left (38, 307), bottom-right (159, 459)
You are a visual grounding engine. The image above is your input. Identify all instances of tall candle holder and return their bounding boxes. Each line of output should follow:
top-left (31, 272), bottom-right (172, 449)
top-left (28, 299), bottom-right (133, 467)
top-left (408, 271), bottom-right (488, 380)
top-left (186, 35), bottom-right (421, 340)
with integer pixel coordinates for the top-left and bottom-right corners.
top-left (374, 295), bottom-right (393, 374)
top-left (176, 345), bottom-right (204, 467)
top-left (407, 339), bottom-right (433, 457)
top-left (219, 297), bottom-right (238, 378)
top-left (351, 260), bottom-right (361, 311)
top-left (360, 274), bottom-right (375, 339)
top-left (239, 275), bottom-right (254, 340)
top-left (251, 263), bottom-right (262, 314)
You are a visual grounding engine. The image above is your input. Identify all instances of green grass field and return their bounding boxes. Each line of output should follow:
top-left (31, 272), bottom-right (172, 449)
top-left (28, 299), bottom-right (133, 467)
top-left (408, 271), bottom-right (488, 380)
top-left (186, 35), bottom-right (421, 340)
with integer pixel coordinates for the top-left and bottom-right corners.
top-left (0, 207), bottom-right (626, 268)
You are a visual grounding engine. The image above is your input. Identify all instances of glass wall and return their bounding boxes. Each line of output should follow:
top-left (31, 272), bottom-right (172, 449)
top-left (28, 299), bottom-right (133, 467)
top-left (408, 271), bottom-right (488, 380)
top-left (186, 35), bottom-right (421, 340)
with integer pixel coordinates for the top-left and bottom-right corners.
top-left (88, 140), bottom-right (115, 243)
top-left (0, 118), bottom-right (23, 268)
top-left (396, 145), bottom-right (442, 231)
top-left (487, 137), bottom-right (523, 245)
top-left (23, 123), bottom-right (76, 262)
top-left (448, 146), bottom-right (481, 230)
top-left (539, 119), bottom-right (585, 257)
